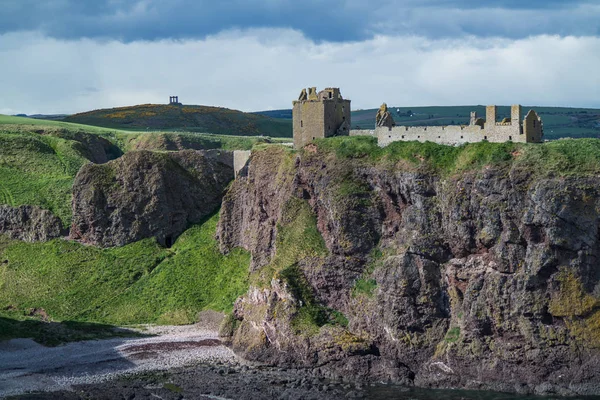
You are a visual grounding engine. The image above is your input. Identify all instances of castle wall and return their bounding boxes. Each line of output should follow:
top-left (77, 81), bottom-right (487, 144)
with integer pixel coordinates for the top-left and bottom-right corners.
top-left (376, 122), bottom-right (526, 147)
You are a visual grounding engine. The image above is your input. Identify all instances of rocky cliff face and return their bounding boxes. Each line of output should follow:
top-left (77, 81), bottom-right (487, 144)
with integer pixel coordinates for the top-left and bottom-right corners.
top-left (0, 205), bottom-right (65, 242)
top-left (217, 145), bottom-right (600, 396)
top-left (71, 150), bottom-right (233, 247)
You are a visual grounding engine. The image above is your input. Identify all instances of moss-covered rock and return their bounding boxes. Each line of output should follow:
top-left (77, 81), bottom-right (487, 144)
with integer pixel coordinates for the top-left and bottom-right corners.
top-left (71, 150), bottom-right (233, 247)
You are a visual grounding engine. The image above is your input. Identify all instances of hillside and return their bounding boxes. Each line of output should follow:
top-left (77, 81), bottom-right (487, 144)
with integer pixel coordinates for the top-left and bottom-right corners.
top-left (63, 104), bottom-right (293, 137)
top-left (0, 115), bottom-right (289, 226)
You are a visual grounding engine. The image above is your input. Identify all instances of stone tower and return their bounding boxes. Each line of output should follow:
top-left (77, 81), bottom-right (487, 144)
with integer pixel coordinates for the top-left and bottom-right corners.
top-left (292, 87), bottom-right (351, 149)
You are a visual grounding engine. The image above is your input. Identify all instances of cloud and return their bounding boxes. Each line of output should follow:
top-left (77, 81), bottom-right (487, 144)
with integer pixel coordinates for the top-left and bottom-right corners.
top-left (0, 30), bottom-right (598, 115)
top-left (1, 0), bottom-right (599, 42)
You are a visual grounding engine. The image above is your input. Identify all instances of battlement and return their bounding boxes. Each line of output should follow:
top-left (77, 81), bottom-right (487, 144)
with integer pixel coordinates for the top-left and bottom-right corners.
top-left (293, 87), bottom-right (351, 149)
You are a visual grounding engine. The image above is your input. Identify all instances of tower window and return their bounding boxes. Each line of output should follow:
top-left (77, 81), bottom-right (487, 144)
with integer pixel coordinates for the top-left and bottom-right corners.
top-left (301, 120), bottom-right (303, 127)
top-left (533, 120), bottom-right (536, 128)
top-left (329, 92), bottom-right (332, 99)
top-left (509, 136), bottom-right (512, 140)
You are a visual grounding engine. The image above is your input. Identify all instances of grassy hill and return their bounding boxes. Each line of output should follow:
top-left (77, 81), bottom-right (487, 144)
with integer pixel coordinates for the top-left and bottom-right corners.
top-left (63, 104), bottom-right (293, 137)
top-left (0, 115), bottom-right (290, 227)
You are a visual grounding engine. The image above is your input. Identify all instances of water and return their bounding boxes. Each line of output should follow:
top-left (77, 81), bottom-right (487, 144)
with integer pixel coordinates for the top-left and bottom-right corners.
top-left (364, 385), bottom-right (600, 400)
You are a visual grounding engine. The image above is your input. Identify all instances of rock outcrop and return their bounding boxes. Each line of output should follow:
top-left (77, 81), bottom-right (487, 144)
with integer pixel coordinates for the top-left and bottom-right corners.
top-left (217, 145), bottom-right (600, 396)
top-left (71, 150), bottom-right (233, 247)
top-left (0, 205), bottom-right (64, 242)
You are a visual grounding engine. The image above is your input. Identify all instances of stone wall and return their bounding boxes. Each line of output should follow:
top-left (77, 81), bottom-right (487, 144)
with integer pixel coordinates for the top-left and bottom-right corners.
top-left (376, 106), bottom-right (543, 147)
top-left (376, 123), bottom-right (527, 147)
top-left (233, 150), bottom-right (251, 178)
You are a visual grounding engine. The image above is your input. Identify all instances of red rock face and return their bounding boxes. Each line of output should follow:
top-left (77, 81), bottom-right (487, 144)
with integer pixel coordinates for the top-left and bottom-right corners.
top-left (70, 150), bottom-right (233, 247)
top-left (217, 146), bottom-right (600, 396)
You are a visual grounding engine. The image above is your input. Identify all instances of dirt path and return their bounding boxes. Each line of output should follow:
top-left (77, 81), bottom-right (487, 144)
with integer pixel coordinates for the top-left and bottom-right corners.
top-left (0, 325), bottom-right (236, 398)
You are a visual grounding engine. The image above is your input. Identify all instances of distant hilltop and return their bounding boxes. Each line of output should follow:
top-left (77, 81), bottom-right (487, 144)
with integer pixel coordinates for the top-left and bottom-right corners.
top-left (63, 103), bottom-right (292, 137)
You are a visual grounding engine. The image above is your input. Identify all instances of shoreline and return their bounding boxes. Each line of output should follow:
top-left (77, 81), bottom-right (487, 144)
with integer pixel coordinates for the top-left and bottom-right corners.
top-left (0, 324), bottom-right (236, 398)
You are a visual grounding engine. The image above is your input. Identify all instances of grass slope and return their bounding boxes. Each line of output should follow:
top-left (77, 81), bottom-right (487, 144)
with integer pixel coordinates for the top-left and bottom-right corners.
top-left (0, 130), bottom-right (89, 225)
top-left (64, 104), bottom-right (293, 137)
top-left (316, 136), bottom-right (600, 177)
top-left (0, 214), bottom-right (250, 330)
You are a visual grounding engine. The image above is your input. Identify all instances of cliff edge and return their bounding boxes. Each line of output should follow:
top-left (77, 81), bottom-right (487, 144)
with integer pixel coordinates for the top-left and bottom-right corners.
top-left (217, 139), bottom-right (600, 396)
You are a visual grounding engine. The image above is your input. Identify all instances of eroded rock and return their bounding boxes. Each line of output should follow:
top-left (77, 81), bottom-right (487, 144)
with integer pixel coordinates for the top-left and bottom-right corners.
top-left (71, 150), bottom-right (233, 247)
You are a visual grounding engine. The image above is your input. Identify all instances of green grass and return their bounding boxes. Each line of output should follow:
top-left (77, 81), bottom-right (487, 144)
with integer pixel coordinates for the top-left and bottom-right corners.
top-left (0, 114), bottom-right (130, 134)
top-left (0, 131), bottom-right (90, 225)
top-left (0, 214), bottom-right (250, 329)
top-left (352, 278), bottom-right (378, 297)
top-left (315, 136), bottom-right (600, 177)
top-left (444, 327), bottom-right (461, 343)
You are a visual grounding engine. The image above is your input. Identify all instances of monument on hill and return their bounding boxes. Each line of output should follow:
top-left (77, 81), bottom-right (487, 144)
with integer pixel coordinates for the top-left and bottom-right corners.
top-left (292, 87), bottom-right (351, 149)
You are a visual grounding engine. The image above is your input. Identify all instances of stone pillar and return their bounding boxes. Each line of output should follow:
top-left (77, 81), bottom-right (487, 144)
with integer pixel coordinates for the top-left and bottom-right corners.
top-left (486, 105), bottom-right (497, 126)
top-left (511, 105), bottom-right (521, 125)
top-left (470, 111), bottom-right (477, 125)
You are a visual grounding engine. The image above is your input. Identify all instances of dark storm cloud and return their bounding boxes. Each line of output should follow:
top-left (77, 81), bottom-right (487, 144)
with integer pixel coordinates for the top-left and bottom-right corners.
top-left (0, 0), bottom-right (598, 42)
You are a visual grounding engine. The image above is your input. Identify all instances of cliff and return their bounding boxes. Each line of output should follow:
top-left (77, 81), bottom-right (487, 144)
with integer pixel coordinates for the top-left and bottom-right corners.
top-left (71, 150), bottom-right (233, 247)
top-left (217, 139), bottom-right (600, 396)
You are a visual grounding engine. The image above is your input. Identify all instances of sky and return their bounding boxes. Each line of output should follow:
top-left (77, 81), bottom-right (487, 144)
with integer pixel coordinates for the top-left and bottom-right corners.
top-left (0, 0), bottom-right (599, 114)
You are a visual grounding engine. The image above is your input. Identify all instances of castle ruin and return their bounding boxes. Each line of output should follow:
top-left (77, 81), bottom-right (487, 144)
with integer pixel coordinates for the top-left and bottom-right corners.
top-left (169, 96), bottom-right (180, 105)
top-left (292, 88), bottom-right (544, 148)
top-left (292, 87), bottom-right (351, 149)
top-left (375, 104), bottom-right (544, 146)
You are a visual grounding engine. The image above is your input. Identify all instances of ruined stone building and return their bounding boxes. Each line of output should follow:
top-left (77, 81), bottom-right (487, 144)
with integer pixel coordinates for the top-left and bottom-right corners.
top-left (292, 87), bottom-right (351, 149)
top-left (292, 87), bottom-right (544, 148)
top-left (375, 104), bottom-right (544, 146)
